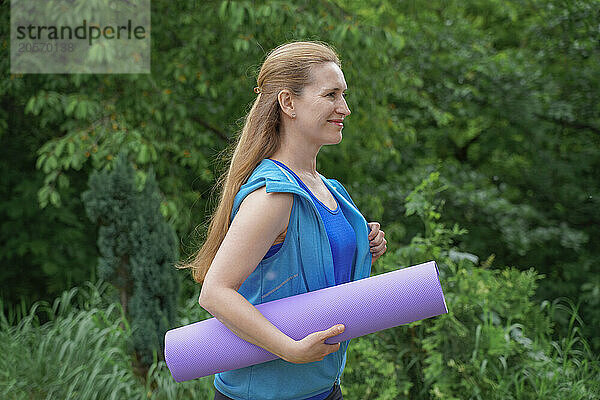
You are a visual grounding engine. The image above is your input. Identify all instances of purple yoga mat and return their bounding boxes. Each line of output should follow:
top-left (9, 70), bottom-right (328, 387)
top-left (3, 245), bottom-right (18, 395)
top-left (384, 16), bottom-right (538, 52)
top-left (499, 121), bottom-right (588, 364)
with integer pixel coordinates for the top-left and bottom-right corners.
top-left (165, 260), bottom-right (447, 382)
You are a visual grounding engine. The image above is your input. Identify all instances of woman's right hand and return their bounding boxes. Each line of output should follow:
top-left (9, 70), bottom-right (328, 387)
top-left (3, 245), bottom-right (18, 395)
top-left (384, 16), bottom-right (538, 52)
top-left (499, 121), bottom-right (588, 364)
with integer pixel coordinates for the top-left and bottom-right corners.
top-left (283, 324), bottom-right (345, 364)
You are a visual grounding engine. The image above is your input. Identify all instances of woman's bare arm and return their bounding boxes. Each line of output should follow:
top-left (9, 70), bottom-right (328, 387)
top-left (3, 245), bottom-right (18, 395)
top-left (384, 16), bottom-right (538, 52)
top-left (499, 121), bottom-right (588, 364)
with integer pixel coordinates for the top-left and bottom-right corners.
top-left (198, 186), bottom-right (296, 360)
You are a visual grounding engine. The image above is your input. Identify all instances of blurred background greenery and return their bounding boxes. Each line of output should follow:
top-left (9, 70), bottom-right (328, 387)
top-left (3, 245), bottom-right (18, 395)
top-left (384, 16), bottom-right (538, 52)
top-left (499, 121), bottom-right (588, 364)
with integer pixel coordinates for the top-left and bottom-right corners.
top-left (1, 0), bottom-right (598, 399)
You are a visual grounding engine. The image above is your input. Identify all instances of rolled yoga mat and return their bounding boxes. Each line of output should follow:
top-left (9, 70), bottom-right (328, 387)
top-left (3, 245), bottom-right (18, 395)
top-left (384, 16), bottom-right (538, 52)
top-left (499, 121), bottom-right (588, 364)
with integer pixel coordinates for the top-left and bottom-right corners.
top-left (165, 260), bottom-right (447, 382)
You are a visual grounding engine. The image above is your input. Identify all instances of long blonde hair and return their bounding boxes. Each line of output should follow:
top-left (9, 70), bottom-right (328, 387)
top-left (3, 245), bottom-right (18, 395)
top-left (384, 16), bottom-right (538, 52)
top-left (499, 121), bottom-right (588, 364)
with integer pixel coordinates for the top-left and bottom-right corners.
top-left (177, 41), bottom-right (341, 284)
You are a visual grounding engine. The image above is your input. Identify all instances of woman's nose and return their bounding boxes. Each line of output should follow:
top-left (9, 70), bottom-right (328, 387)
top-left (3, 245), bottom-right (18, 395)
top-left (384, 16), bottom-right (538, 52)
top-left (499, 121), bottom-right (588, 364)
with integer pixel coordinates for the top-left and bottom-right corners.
top-left (337, 97), bottom-right (351, 116)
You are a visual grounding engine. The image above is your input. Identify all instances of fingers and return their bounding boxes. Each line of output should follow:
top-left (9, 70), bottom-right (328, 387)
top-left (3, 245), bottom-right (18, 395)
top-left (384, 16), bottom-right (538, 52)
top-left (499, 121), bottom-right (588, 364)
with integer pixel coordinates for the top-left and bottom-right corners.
top-left (323, 324), bottom-right (345, 341)
top-left (369, 230), bottom-right (385, 245)
top-left (368, 223), bottom-right (387, 261)
top-left (368, 222), bottom-right (380, 240)
top-left (321, 342), bottom-right (340, 360)
top-left (370, 230), bottom-right (387, 253)
top-left (370, 239), bottom-right (387, 254)
top-left (368, 222), bottom-right (385, 247)
top-left (315, 326), bottom-right (344, 360)
top-left (331, 324), bottom-right (345, 336)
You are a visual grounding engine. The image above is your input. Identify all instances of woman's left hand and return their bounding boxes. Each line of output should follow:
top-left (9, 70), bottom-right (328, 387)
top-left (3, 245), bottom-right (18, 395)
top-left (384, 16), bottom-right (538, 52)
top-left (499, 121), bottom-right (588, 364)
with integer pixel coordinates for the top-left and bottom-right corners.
top-left (367, 222), bottom-right (387, 263)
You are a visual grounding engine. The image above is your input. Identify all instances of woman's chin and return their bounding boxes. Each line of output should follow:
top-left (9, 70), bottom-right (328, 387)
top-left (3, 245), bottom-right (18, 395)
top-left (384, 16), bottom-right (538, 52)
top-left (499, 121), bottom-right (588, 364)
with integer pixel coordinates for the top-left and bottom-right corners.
top-left (335, 130), bottom-right (343, 143)
top-left (326, 134), bottom-right (343, 145)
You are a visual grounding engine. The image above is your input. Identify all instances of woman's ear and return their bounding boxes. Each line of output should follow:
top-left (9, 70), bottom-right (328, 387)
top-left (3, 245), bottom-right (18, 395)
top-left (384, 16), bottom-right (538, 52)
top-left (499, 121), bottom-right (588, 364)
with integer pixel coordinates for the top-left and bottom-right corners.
top-left (277, 89), bottom-right (295, 119)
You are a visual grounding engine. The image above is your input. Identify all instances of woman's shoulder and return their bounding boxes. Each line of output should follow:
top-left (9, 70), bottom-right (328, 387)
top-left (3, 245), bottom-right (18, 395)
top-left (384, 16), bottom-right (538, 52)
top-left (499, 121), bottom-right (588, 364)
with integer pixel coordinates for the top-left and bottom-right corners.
top-left (231, 159), bottom-right (295, 221)
top-left (248, 158), bottom-right (295, 182)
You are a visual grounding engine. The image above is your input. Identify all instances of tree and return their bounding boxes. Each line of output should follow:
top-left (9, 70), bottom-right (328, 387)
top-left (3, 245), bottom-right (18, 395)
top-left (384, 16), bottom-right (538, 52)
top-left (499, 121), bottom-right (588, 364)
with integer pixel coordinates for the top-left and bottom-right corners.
top-left (81, 152), bottom-right (180, 365)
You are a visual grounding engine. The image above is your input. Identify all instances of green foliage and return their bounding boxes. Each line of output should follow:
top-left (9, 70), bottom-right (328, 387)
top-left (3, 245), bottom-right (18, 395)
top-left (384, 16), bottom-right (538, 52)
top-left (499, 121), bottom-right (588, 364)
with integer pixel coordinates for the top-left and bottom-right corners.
top-left (81, 152), bottom-right (180, 366)
top-left (401, 171), bottom-right (469, 264)
top-left (1, 0), bottom-right (599, 395)
top-left (343, 333), bottom-right (410, 399)
top-left (0, 282), bottom-right (140, 399)
top-left (0, 281), bottom-right (215, 400)
top-left (2, 0), bottom-right (598, 349)
top-left (341, 172), bottom-right (599, 399)
top-left (1, 173), bottom-right (598, 399)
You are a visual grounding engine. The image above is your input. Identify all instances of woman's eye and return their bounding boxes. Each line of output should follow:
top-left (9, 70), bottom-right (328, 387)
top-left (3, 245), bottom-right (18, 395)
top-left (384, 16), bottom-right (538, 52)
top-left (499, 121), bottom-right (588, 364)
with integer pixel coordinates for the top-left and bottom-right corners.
top-left (326, 92), bottom-right (348, 98)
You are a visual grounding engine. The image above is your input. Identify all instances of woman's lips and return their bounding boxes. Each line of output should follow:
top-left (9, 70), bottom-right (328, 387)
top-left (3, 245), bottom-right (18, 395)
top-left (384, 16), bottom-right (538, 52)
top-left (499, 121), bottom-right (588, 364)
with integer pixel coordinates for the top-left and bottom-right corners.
top-left (328, 120), bottom-right (344, 126)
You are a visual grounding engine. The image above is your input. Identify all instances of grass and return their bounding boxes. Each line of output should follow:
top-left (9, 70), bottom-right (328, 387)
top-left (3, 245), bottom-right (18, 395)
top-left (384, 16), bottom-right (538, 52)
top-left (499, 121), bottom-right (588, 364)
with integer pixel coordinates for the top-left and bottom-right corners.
top-left (0, 281), bottom-right (597, 399)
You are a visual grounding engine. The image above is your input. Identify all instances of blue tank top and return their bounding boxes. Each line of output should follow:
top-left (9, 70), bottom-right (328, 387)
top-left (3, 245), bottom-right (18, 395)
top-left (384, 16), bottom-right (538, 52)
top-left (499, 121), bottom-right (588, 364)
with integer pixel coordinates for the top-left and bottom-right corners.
top-left (266, 159), bottom-right (356, 287)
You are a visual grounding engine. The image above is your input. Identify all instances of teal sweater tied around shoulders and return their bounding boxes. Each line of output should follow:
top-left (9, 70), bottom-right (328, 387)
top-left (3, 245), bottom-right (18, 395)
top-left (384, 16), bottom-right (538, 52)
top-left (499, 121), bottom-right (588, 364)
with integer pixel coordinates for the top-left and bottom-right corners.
top-left (214, 158), bottom-right (373, 400)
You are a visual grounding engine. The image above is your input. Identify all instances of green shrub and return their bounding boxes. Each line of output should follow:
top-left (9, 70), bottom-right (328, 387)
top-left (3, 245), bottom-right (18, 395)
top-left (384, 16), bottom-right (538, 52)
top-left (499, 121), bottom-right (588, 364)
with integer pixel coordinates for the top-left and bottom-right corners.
top-left (0, 282), bottom-right (142, 399)
top-left (0, 282), bottom-right (215, 400)
top-left (82, 152), bottom-right (181, 366)
top-left (339, 172), bottom-right (599, 399)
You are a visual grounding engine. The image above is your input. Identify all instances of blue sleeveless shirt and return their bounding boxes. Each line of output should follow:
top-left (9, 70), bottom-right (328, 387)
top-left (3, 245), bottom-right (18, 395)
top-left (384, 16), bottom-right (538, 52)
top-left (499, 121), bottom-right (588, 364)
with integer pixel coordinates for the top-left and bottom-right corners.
top-left (266, 159), bottom-right (356, 288)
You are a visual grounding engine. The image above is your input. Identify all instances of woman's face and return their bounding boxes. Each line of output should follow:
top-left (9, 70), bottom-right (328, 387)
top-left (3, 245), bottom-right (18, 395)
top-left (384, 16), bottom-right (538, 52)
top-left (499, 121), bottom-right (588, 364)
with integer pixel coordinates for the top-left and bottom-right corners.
top-left (293, 62), bottom-right (351, 146)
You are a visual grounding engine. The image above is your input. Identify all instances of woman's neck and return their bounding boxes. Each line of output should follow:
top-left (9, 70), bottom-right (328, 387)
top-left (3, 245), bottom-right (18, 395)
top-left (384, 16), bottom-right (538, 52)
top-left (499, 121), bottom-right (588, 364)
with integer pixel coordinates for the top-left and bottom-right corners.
top-left (270, 145), bottom-right (320, 180)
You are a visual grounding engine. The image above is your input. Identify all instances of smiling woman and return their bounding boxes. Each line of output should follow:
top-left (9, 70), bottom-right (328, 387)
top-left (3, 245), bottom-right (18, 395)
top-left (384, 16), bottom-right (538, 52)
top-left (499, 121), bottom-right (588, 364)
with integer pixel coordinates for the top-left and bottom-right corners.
top-left (273, 61), bottom-right (351, 149)
top-left (176, 41), bottom-right (386, 400)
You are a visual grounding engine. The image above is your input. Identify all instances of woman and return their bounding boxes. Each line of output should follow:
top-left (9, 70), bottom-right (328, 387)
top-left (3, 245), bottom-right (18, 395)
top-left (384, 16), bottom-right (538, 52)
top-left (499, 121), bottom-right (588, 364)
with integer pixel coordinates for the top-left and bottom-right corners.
top-left (179, 41), bottom-right (387, 400)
